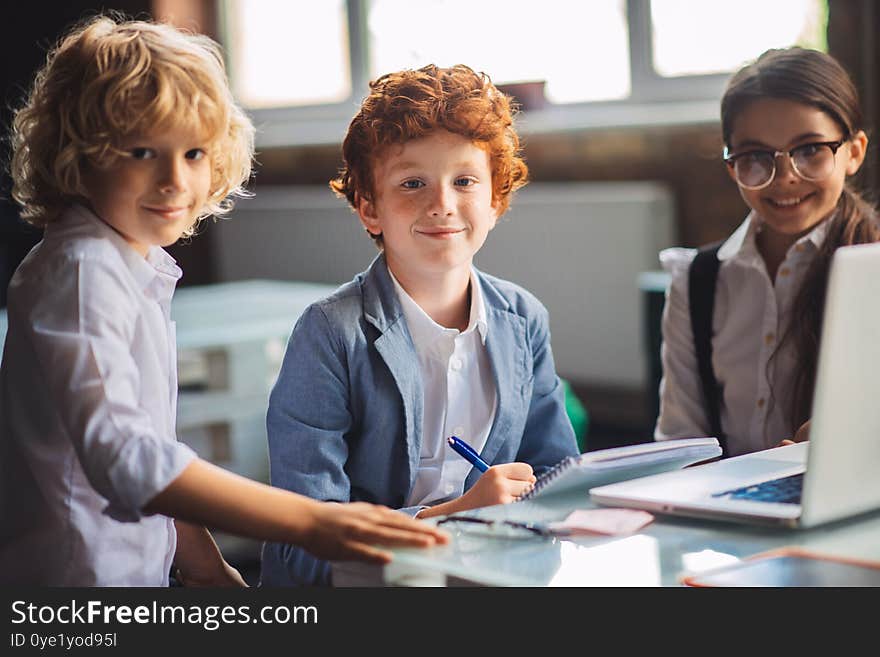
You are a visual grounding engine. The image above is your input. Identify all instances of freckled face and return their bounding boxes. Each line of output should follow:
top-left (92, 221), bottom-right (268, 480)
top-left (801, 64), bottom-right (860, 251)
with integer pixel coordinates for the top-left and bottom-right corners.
top-left (357, 130), bottom-right (499, 283)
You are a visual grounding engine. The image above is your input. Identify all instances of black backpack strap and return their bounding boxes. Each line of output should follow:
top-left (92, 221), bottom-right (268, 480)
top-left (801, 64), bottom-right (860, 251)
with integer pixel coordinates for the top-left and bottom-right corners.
top-left (688, 243), bottom-right (728, 456)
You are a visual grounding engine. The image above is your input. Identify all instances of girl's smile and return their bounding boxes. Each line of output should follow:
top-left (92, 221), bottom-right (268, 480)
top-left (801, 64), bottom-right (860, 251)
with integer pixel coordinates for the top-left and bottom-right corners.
top-left (727, 97), bottom-right (866, 241)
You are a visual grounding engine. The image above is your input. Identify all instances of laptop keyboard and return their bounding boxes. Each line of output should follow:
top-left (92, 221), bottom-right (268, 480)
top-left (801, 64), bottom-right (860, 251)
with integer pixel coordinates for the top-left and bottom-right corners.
top-left (712, 473), bottom-right (804, 505)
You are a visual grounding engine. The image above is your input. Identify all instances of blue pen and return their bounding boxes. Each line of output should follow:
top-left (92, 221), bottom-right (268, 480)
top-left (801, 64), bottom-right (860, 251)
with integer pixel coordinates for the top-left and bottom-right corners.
top-left (447, 435), bottom-right (490, 473)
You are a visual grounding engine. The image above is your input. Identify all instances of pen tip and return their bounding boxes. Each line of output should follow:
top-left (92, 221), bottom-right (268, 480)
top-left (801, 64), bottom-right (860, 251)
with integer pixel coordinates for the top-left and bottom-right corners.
top-left (447, 436), bottom-right (455, 444)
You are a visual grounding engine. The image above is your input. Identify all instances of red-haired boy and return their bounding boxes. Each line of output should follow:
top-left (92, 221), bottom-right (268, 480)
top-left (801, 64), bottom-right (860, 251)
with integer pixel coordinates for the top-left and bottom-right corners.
top-left (262, 65), bottom-right (578, 586)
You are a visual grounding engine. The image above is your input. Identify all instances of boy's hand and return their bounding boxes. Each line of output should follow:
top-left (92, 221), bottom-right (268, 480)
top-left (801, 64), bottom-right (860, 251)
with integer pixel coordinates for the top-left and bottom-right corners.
top-left (460, 462), bottom-right (536, 508)
top-left (176, 560), bottom-right (248, 587)
top-left (301, 502), bottom-right (449, 564)
top-left (174, 559), bottom-right (248, 587)
top-left (172, 520), bottom-right (248, 587)
top-left (412, 463), bottom-right (536, 520)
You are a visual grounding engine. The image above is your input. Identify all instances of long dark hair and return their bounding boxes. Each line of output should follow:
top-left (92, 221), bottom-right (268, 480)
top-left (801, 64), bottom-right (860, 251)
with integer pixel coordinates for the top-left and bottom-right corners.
top-left (721, 47), bottom-right (879, 430)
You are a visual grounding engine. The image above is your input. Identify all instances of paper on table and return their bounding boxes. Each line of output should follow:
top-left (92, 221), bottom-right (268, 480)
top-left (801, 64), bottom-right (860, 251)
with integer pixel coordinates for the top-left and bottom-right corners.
top-left (548, 508), bottom-right (654, 536)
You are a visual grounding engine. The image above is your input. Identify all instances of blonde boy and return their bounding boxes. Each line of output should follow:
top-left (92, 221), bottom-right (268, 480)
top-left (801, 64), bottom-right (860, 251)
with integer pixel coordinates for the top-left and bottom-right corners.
top-left (0, 16), bottom-right (444, 586)
top-left (263, 65), bottom-right (579, 586)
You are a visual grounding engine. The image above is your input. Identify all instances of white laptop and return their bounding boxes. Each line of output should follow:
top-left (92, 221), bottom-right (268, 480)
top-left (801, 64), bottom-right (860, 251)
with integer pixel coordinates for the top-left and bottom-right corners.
top-left (591, 241), bottom-right (880, 528)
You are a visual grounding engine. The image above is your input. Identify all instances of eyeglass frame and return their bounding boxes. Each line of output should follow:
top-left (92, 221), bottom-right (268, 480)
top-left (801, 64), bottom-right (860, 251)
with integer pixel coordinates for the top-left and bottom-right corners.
top-left (722, 137), bottom-right (849, 191)
top-left (436, 515), bottom-right (554, 538)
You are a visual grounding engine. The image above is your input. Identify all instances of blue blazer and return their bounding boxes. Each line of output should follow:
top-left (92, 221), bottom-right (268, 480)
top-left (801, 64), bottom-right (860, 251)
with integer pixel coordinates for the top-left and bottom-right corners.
top-left (260, 254), bottom-right (578, 586)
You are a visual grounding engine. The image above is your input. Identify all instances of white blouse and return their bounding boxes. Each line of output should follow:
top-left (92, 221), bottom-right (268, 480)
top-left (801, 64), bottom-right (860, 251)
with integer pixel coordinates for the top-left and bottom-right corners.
top-left (0, 204), bottom-right (196, 585)
top-left (655, 212), bottom-right (829, 456)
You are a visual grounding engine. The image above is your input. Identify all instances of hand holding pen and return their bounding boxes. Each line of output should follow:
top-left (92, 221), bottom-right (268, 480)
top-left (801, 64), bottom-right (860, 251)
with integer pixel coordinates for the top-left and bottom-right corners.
top-left (447, 435), bottom-right (490, 472)
top-left (447, 435), bottom-right (536, 505)
top-left (416, 437), bottom-right (537, 518)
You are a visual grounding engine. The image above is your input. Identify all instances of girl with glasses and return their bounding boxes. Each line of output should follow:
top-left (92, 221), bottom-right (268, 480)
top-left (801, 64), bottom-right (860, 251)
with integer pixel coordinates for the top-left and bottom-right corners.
top-left (655, 47), bottom-right (878, 457)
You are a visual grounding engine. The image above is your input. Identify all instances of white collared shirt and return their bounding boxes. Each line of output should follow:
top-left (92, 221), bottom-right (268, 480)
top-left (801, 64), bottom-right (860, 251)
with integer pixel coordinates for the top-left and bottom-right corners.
top-left (389, 268), bottom-right (498, 507)
top-left (655, 211), bottom-right (829, 456)
top-left (0, 204), bottom-right (196, 585)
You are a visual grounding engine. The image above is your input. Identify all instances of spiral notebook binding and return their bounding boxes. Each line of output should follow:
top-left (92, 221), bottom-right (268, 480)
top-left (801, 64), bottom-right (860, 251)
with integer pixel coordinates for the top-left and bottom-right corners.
top-left (517, 454), bottom-right (578, 501)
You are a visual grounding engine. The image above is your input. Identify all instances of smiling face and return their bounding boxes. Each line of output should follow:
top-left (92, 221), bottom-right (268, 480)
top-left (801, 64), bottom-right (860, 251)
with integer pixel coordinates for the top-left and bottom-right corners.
top-left (357, 129), bottom-right (499, 287)
top-left (83, 126), bottom-right (212, 257)
top-left (726, 97), bottom-right (867, 238)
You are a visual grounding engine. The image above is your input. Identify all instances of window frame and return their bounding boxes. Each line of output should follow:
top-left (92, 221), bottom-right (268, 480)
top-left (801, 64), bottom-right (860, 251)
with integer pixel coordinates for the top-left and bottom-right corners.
top-left (224, 0), bottom-right (737, 147)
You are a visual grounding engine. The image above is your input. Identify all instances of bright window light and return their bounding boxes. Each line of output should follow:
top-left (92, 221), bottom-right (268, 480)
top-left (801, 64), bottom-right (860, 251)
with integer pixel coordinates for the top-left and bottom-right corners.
top-left (651, 0), bottom-right (827, 77)
top-left (221, 0), bottom-right (830, 144)
top-left (367, 0), bottom-right (630, 104)
top-left (225, 0), bottom-right (351, 108)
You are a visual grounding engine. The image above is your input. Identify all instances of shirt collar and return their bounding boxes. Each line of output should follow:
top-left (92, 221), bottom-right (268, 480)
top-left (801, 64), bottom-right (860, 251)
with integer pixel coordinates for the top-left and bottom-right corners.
top-left (469, 271), bottom-right (489, 343)
top-left (388, 266), bottom-right (489, 347)
top-left (717, 210), bottom-right (831, 264)
top-left (800, 213), bottom-right (832, 250)
top-left (61, 204), bottom-right (182, 299)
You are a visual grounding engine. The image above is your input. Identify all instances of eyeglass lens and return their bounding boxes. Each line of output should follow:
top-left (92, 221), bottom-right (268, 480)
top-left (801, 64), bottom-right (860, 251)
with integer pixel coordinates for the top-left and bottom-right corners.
top-left (733, 143), bottom-right (838, 188)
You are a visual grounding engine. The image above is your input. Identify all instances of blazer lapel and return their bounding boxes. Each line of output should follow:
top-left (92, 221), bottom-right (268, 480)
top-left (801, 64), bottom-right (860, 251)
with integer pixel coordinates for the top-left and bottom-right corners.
top-left (362, 255), bottom-right (424, 482)
top-left (470, 274), bottom-right (528, 478)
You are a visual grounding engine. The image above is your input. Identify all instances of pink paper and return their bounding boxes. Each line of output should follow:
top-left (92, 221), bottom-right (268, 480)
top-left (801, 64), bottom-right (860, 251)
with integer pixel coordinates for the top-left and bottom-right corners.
top-left (548, 508), bottom-right (654, 536)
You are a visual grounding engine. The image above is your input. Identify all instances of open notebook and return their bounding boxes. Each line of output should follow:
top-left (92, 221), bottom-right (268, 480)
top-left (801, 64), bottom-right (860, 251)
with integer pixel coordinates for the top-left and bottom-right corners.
top-left (518, 437), bottom-right (721, 501)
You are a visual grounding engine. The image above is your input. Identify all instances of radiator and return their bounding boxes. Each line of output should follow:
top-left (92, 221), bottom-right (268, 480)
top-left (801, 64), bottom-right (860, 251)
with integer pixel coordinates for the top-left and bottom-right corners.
top-left (212, 181), bottom-right (675, 393)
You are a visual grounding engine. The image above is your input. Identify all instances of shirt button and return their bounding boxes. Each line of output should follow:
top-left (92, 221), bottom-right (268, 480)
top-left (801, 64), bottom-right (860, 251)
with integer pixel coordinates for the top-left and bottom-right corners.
top-left (764, 332), bottom-right (775, 345)
top-left (757, 398), bottom-right (765, 409)
top-left (779, 267), bottom-right (791, 277)
top-left (453, 426), bottom-right (465, 437)
top-left (450, 358), bottom-right (463, 371)
top-left (445, 484), bottom-right (455, 494)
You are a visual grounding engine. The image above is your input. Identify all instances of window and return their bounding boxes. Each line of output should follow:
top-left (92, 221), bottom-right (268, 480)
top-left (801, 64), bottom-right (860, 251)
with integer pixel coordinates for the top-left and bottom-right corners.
top-left (220, 0), bottom-right (827, 146)
top-left (366, 0), bottom-right (631, 105)
top-left (225, 0), bottom-right (351, 108)
top-left (650, 0), bottom-right (826, 77)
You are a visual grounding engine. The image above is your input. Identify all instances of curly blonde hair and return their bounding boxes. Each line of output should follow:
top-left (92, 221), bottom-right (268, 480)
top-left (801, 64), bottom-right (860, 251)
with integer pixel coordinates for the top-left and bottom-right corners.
top-left (329, 64), bottom-right (528, 244)
top-left (10, 15), bottom-right (255, 235)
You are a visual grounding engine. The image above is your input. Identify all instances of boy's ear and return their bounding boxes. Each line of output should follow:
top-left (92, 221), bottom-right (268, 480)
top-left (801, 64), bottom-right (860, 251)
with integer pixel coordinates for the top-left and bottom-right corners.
top-left (845, 130), bottom-right (868, 175)
top-left (356, 194), bottom-right (382, 236)
top-left (488, 197), bottom-right (501, 230)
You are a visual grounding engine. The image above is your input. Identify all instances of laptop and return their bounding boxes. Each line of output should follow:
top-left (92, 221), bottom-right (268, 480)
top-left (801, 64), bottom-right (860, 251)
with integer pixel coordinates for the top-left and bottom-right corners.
top-left (591, 241), bottom-right (880, 528)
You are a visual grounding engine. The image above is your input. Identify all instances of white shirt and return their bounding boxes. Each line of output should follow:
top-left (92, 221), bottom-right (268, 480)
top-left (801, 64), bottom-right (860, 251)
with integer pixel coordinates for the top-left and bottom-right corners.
top-left (389, 268), bottom-right (497, 507)
top-left (655, 211), bottom-right (829, 456)
top-left (0, 204), bottom-right (196, 585)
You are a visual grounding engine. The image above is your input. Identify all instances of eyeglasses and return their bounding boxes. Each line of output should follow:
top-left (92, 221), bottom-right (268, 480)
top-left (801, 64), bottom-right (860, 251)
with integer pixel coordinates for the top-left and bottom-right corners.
top-left (436, 515), bottom-right (554, 539)
top-left (723, 138), bottom-right (849, 190)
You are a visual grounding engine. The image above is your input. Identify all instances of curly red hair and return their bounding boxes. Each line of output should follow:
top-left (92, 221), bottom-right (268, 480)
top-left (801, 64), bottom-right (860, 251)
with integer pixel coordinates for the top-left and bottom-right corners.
top-left (330, 64), bottom-right (528, 242)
